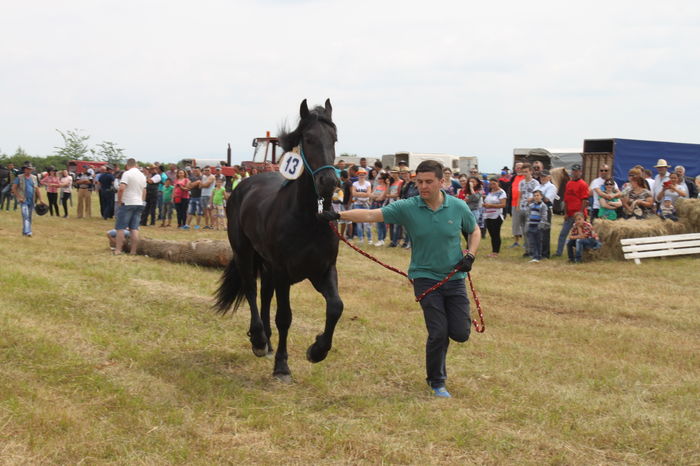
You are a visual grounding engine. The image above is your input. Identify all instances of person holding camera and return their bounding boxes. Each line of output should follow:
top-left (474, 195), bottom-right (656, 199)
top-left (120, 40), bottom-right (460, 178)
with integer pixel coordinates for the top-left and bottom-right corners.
top-left (319, 160), bottom-right (480, 398)
top-left (655, 172), bottom-right (688, 207)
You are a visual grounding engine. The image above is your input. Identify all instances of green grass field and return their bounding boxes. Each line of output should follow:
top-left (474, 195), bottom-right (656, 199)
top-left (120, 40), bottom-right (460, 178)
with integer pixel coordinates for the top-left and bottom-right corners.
top-left (1, 200), bottom-right (699, 464)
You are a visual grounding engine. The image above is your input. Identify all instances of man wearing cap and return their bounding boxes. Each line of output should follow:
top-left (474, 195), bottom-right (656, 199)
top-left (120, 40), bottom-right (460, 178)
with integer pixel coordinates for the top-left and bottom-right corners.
top-left (319, 160), bottom-right (480, 398)
top-left (653, 159), bottom-right (671, 203)
top-left (75, 167), bottom-right (93, 218)
top-left (555, 164), bottom-right (590, 257)
top-left (140, 165), bottom-right (160, 226)
top-left (508, 162), bottom-right (525, 246)
top-left (498, 167), bottom-right (512, 217)
top-left (98, 165), bottom-right (116, 219)
top-left (12, 163), bottom-right (44, 236)
top-left (398, 167), bottom-right (419, 248)
top-left (531, 161), bottom-right (544, 183)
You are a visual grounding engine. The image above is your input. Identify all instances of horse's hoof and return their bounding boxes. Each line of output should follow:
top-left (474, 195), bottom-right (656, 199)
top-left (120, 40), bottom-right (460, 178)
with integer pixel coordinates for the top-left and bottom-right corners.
top-left (273, 373), bottom-right (293, 384)
top-left (306, 344), bottom-right (328, 363)
top-left (252, 346), bottom-right (268, 357)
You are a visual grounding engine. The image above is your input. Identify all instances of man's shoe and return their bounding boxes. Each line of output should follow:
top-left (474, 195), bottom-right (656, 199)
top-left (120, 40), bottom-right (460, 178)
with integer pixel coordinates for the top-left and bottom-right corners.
top-left (194, 225), bottom-right (200, 230)
top-left (181, 225), bottom-right (190, 230)
top-left (431, 386), bottom-right (451, 398)
top-left (508, 242), bottom-right (520, 249)
top-left (388, 243), bottom-right (397, 248)
top-left (374, 240), bottom-right (384, 247)
top-left (529, 259), bottom-right (540, 263)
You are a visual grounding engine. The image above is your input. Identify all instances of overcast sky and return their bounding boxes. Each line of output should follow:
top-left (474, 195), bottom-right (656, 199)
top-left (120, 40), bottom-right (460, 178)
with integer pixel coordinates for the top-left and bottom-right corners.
top-left (2, 0), bottom-right (699, 172)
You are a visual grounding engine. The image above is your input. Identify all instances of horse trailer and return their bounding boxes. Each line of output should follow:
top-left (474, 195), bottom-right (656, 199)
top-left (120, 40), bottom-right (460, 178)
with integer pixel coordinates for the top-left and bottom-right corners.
top-left (582, 138), bottom-right (700, 185)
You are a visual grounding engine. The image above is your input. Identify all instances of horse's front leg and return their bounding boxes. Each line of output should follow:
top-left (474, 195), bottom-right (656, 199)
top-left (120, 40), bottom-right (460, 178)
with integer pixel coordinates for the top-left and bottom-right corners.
top-left (307, 266), bottom-right (344, 363)
top-left (259, 270), bottom-right (275, 356)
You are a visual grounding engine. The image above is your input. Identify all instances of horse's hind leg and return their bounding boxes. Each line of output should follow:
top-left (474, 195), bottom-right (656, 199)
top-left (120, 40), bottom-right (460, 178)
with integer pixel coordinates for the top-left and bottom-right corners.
top-left (307, 266), bottom-right (344, 363)
top-left (272, 281), bottom-right (293, 383)
top-left (241, 255), bottom-right (267, 357)
top-left (260, 269), bottom-right (275, 356)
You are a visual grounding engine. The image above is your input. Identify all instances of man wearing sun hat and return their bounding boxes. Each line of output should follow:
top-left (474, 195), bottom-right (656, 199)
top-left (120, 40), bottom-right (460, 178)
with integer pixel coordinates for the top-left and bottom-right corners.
top-left (652, 158), bottom-right (671, 205)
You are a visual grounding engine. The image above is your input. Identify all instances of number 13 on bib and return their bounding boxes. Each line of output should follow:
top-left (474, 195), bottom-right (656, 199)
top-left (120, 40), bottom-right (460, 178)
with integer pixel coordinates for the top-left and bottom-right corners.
top-left (279, 152), bottom-right (304, 180)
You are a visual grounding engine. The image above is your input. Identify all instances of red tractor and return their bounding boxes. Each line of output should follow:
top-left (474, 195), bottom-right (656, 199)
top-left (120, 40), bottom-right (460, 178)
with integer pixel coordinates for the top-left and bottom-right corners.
top-left (222, 131), bottom-right (282, 176)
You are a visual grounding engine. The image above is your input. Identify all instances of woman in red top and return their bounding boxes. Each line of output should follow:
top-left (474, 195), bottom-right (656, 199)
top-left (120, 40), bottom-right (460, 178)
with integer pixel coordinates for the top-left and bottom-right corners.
top-left (40, 167), bottom-right (61, 216)
top-left (457, 174), bottom-right (468, 200)
top-left (173, 169), bottom-right (190, 227)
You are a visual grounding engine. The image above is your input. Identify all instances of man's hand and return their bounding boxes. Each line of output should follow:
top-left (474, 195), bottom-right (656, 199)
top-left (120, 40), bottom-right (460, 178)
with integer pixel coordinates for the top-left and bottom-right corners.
top-left (453, 252), bottom-right (475, 273)
top-left (317, 210), bottom-right (340, 222)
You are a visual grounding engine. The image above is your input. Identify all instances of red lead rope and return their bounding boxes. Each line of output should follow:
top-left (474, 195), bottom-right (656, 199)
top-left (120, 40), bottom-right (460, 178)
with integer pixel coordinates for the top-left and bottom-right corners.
top-left (328, 221), bottom-right (485, 333)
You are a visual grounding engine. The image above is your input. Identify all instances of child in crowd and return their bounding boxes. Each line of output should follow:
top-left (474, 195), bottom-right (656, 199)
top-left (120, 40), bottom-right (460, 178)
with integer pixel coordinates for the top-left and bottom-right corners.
top-left (211, 178), bottom-right (227, 231)
top-left (659, 199), bottom-right (678, 221)
top-left (598, 179), bottom-right (622, 220)
top-left (526, 189), bottom-right (548, 263)
top-left (566, 212), bottom-right (601, 263)
top-left (160, 178), bottom-right (174, 227)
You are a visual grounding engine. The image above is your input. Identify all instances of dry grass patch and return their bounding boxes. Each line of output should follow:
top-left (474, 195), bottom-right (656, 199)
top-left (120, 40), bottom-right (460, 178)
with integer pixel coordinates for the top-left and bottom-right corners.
top-left (1, 205), bottom-right (699, 464)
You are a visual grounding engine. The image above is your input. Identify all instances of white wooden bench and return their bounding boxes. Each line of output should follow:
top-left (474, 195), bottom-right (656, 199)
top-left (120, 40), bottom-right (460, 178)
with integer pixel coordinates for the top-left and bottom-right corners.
top-left (621, 233), bottom-right (700, 264)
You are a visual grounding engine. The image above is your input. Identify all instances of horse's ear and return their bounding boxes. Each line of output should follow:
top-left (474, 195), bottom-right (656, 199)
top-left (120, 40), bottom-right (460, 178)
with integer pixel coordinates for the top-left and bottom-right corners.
top-left (325, 98), bottom-right (332, 117)
top-left (300, 99), bottom-right (309, 119)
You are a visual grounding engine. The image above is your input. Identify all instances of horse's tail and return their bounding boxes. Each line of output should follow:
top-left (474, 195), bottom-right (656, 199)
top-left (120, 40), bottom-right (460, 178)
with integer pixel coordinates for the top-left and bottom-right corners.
top-left (214, 259), bottom-right (246, 315)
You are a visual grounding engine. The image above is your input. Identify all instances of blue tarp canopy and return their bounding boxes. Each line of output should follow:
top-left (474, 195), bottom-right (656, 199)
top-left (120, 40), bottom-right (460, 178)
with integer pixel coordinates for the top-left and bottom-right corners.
top-left (612, 138), bottom-right (700, 185)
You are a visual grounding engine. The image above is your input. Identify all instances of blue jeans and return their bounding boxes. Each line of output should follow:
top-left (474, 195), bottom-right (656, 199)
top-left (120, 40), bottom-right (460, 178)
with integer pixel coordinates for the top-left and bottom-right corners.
top-left (20, 201), bottom-right (34, 235)
top-left (556, 216), bottom-right (575, 255)
top-left (157, 190), bottom-right (164, 220)
top-left (390, 223), bottom-right (403, 246)
top-left (188, 197), bottom-right (202, 216)
top-left (526, 226), bottom-right (543, 260)
top-left (352, 203), bottom-right (371, 241)
top-left (376, 222), bottom-right (386, 241)
top-left (115, 204), bottom-right (145, 231)
top-left (567, 238), bottom-right (601, 262)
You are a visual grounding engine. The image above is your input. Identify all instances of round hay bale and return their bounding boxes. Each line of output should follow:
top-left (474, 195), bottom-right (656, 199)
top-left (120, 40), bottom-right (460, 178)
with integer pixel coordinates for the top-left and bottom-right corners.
top-left (593, 217), bottom-right (689, 260)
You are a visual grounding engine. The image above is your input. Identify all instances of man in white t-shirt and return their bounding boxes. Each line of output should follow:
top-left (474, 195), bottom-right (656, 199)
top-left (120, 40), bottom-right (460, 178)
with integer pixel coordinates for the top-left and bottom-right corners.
top-left (589, 164), bottom-right (618, 221)
top-left (199, 166), bottom-right (215, 229)
top-left (115, 158), bottom-right (147, 255)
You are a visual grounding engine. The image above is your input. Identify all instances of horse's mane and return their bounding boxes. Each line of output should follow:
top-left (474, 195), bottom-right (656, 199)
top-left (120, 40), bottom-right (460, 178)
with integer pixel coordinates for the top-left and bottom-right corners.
top-left (278, 106), bottom-right (336, 152)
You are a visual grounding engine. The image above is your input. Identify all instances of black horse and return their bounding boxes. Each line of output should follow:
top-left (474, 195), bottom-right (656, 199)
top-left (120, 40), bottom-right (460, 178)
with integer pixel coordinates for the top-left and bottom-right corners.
top-left (215, 99), bottom-right (342, 382)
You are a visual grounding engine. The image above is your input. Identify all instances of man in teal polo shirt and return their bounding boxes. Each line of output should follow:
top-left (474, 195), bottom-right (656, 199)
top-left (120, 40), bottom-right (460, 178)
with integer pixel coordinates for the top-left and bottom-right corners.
top-left (319, 160), bottom-right (480, 398)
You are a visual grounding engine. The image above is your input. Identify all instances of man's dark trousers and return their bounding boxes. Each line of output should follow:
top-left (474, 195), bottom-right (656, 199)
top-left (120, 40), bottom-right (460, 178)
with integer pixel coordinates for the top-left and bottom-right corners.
top-left (413, 278), bottom-right (471, 389)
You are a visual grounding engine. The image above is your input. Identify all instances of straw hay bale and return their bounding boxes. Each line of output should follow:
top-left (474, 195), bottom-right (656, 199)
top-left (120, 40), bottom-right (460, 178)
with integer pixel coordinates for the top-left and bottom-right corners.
top-left (129, 238), bottom-right (232, 267)
top-left (675, 198), bottom-right (700, 230)
top-left (593, 217), bottom-right (690, 260)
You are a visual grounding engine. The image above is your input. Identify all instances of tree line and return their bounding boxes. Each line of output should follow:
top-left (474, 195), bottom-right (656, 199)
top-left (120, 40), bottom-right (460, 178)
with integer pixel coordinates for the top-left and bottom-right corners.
top-left (0, 129), bottom-right (126, 170)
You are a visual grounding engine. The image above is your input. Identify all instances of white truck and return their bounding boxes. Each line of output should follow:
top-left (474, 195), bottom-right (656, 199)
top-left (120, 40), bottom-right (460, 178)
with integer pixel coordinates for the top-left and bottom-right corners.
top-left (382, 152), bottom-right (478, 173)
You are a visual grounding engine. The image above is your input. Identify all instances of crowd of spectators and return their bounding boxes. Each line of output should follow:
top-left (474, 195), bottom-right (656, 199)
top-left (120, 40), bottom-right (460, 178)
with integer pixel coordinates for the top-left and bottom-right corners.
top-left (2, 156), bottom-right (699, 262)
top-left (0, 161), bottom-right (243, 231)
top-left (328, 156), bottom-right (700, 264)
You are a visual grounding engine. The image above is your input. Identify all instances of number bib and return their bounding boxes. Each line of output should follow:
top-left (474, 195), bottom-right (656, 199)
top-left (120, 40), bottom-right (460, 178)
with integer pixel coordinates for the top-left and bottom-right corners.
top-left (279, 152), bottom-right (304, 180)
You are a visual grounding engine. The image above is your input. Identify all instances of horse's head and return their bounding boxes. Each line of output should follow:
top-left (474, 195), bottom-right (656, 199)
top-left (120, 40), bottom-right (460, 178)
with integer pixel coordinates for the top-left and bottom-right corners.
top-left (279, 99), bottom-right (339, 199)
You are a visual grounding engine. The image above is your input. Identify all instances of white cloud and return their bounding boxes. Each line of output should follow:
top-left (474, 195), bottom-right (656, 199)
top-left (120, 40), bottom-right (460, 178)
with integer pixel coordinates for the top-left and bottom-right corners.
top-left (1, 0), bottom-right (699, 171)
